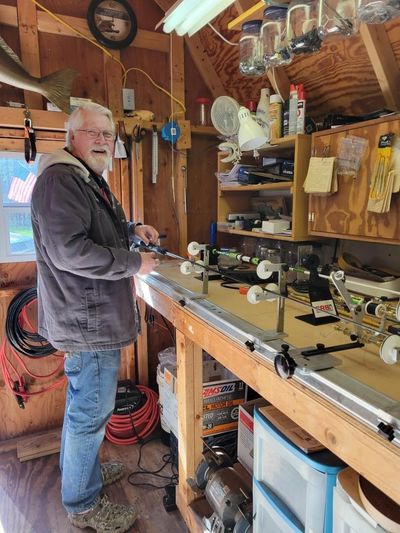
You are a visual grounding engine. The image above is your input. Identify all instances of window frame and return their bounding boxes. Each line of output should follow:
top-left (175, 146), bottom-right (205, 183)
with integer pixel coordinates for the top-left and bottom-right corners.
top-left (0, 133), bottom-right (65, 264)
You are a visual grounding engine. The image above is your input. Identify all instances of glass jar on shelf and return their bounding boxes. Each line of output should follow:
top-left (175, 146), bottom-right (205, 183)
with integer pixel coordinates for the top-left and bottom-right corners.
top-left (265, 247), bottom-right (281, 264)
top-left (287, 0), bottom-right (322, 55)
top-left (261, 6), bottom-right (292, 68)
top-left (239, 20), bottom-right (265, 77)
top-left (318, 0), bottom-right (360, 39)
top-left (357, 0), bottom-right (400, 23)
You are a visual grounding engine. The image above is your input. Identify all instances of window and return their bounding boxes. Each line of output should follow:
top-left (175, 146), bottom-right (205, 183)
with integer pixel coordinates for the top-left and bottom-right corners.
top-left (0, 153), bottom-right (40, 262)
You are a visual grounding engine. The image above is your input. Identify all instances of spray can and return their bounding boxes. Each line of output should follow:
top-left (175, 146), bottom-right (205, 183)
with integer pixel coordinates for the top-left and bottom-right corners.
top-left (288, 83), bottom-right (298, 136)
top-left (256, 88), bottom-right (270, 140)
top-left (296, 84), bottom-right (306, 134)
top-left (269, 94), bottom-right (282, 140)
top-left (283, 100), bottom-right (290, 137)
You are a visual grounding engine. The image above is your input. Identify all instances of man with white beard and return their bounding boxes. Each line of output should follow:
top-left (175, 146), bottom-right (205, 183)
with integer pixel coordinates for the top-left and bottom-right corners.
top-left (31, 103), bottom-right (159, 532)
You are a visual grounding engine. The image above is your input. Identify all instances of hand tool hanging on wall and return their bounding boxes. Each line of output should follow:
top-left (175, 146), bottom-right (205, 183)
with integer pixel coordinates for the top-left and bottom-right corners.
top-left (132, 123), bottom-right (146, 160)
top-left (368, 133), bottom-right (395, 213)
top-left (151, 124), bottom-right (158, 184)
top-left (114, 120), bottom-right (128, 159)
top-left (23, 108), bottom-right (36, 164)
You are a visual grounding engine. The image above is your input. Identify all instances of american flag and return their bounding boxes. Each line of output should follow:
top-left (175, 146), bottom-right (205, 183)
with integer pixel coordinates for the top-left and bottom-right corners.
top-left (7, 172), bottom-right (37, 204)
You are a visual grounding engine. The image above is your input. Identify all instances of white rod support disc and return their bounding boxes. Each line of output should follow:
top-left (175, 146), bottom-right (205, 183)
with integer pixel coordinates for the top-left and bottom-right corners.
top-left (265, 283), bottom-right (280, 301)
top-left (379, 335), bottom-right (400, 365)
top-left (247, 285), bottom-right (264, 304)
top-left (256, 260), bottom-right (273, 280)
top-left (187, 241), bottom-right (201, 256)
top-left (193, 260), bottom-right (205, 274)
top-left (180, 261), bottom-right (193, 275)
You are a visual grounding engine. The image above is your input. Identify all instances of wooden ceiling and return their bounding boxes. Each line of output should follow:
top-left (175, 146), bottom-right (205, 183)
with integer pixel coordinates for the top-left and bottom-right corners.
top-left (154, 0), bottom-right (400, 118)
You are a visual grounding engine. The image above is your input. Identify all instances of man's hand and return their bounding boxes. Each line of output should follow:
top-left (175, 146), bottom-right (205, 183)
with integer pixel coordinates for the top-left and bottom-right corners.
top-left (134, 224), bottom-right (159, 245)
top-left (137, 252), bottom-right (160, 274)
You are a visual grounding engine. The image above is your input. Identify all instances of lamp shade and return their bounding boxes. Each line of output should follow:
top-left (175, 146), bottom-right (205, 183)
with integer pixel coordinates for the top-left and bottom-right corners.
top-left (238, 106), bottom-right (268, 151)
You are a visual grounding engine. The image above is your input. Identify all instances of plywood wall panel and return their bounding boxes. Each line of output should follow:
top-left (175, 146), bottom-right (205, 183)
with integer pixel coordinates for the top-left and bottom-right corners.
top-left (121, 47), bottom-right (169, 121)
top-left (187, 135), bottom-right (218, 244)
top-left (0, 290), bottom-right (66, 440)
top-left (37, 32), bottom-right (106, 104)
top-left (141, 134), bottom-right (180, 253)
top-left (284, 34), bottom-right (384, 117)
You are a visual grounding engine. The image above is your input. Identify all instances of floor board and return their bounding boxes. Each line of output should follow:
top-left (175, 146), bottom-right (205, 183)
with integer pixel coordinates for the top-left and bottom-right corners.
top-left (0, 438), bottom-right (188, 533)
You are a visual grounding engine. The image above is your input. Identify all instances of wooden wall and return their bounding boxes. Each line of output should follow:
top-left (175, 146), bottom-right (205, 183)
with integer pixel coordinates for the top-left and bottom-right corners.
top-left (0, 0), bottom-right (215, 440)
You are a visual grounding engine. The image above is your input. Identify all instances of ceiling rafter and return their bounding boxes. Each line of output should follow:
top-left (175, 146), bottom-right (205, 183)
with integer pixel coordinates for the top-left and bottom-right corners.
top-left (360, 23), bottom-right (400, 111)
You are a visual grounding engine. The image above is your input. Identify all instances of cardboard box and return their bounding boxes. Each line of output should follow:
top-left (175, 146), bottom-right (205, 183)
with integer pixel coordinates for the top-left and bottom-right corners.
top-left (157, 360), bottom-right (246, 437)
top-left (238, 398), bottom-right (269, 474)
top-left (262, 219), bottom-right (290, 234)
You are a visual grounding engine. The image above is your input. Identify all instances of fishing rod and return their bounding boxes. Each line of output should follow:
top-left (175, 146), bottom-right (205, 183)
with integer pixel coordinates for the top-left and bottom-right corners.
top-left (133, 240), bottom-right (400, 365)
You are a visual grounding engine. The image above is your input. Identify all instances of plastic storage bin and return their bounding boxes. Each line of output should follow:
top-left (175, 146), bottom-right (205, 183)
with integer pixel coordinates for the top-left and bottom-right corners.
top-left (333, 484), bottom-right (387, 533)
top-left (253, 407), bottom-right (345, 533)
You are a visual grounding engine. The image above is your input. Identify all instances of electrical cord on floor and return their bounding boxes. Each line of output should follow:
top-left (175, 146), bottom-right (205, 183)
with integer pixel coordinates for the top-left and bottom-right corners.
top-left (105, 385), bottom-right (160, 445)
top-left (127, 437), bottom-right (178, 490)
top-left (6, 288), bottom-right (56, 358)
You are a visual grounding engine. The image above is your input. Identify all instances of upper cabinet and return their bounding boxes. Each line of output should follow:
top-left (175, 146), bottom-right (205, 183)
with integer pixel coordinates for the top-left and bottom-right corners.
top-left (308, 115), bottom-right (400, 244)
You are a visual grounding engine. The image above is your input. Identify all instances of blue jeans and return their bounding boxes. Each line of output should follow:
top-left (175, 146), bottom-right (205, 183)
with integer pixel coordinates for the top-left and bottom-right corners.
top-left (60, 349), bottom-right (121, 514)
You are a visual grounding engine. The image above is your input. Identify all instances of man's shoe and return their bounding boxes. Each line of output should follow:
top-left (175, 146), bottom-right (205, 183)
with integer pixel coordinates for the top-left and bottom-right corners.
top-left (68, 494), bottom-right (137, 532)
top-left (101, 461), bottom-right (124, 486)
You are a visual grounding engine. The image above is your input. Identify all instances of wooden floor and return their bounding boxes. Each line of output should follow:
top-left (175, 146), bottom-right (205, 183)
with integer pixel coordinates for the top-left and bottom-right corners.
top-left (0, 438), bottom-right (189, 533)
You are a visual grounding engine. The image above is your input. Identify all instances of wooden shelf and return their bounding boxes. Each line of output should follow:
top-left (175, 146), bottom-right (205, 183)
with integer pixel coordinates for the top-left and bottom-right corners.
top-left (220, 181), bottom-right (293, 192)
top-left (217, 227), bottom-right (295, 241)
top-left (217, 133), bottom-right (312, 242)
top-left (0, 107), bottom-right (67, 130)
top-left (191, 125), bottom-right (219, 136)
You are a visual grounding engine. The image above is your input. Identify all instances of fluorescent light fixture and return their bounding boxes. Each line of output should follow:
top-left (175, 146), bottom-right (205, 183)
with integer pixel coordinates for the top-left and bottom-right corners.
top-left (238, 107), bottom-right (268, 151)
top-left (159, 0), bottom-right (236, 37)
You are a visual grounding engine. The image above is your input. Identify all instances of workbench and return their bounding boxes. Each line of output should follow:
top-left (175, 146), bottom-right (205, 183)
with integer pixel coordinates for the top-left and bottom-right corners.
top-left (135, 260), bottom-right (400, 530)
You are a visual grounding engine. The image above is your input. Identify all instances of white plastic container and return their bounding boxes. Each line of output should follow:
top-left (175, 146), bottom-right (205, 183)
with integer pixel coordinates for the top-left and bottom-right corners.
top-left (333, 483), bottom-right (387, 533)
top-left (254, 478), bottom-right (303, 533)
top-left (253, 408), bottom-right (344, 533)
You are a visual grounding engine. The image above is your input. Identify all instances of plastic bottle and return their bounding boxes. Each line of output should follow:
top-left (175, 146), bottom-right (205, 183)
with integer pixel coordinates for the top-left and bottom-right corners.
top-left (269, 94), bottom-right (283, 140)
top-left (288, 83), bottom-right (298, 136)
top-left (256, 88), bottom-right (271, 140)
top-left (195, 97), bottom-right (211, 126)
top-left (296, 84), bottom-right (306, 134)
top-left (245, 99), bottom-right (258, 117)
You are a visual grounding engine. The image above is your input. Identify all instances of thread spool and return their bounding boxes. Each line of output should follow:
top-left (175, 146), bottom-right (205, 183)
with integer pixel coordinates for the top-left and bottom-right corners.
top-left (365, 301), bottom-right (386, 318)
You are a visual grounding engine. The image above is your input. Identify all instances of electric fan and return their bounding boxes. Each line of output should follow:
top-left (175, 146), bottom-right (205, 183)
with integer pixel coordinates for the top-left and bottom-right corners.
top-left (211, 96), bottom-right (241, 163)
top-left (211, 95), bottom-right (240, 137)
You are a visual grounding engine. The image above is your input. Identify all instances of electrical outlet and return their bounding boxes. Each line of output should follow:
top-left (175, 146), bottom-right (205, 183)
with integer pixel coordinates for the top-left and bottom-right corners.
top-left (122, 88), bottom-right (135, 111)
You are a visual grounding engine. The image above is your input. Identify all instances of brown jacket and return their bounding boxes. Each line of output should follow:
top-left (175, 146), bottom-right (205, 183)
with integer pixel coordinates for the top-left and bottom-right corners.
top-left (31, 148), bottom-right (141, 351)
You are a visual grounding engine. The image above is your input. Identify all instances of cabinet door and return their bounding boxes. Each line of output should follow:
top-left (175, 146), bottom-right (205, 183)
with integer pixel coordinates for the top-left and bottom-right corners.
top-left (309, 118), bottom-right (400, 243)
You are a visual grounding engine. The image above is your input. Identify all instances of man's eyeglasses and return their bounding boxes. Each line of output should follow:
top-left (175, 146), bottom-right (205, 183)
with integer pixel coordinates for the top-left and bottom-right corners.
top-left (76, 129), bottom-right (115, 141)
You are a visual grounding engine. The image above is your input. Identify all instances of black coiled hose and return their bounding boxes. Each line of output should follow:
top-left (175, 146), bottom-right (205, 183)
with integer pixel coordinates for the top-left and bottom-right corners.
top-left (6, 288), bottom-right (56, 358)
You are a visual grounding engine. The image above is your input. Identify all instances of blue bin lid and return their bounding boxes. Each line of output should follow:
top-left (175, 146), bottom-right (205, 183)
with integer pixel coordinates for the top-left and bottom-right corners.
top-left (255, 407), bottom-right (345, 474)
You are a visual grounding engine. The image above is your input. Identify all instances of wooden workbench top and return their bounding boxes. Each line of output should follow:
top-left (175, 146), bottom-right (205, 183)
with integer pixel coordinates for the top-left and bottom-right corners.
top-left (153, 260), bottom-right (400, 402)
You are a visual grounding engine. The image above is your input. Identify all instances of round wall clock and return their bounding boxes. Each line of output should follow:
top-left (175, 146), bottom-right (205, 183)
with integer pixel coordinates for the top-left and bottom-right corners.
top-left (87, 0), bottom-right (137, 50)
